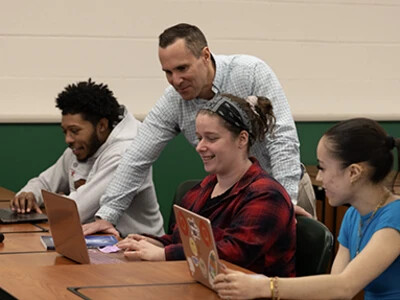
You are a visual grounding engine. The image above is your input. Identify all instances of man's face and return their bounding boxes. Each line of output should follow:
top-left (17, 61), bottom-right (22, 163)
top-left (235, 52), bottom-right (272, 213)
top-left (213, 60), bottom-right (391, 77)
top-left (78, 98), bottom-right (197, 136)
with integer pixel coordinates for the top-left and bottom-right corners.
top-left (61, 113), bottom-right (103, 162)
top-left (159, 39), bottom-right (211, 100)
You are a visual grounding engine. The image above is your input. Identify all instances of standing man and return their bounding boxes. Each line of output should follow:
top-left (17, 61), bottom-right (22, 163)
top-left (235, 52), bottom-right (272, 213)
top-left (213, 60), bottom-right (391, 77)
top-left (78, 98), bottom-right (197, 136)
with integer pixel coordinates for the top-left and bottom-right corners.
top-left (84, 23), bottom-right (311, 235)
top-left (11, 79), bottom-right (164, 237)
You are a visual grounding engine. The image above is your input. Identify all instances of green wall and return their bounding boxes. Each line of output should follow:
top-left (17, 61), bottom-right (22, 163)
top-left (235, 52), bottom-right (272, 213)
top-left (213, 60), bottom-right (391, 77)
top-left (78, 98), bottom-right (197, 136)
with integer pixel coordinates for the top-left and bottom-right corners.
top-left (296, 122), bottom-right (400, 167)
top-left (1, 121), bottom-right (399, 231)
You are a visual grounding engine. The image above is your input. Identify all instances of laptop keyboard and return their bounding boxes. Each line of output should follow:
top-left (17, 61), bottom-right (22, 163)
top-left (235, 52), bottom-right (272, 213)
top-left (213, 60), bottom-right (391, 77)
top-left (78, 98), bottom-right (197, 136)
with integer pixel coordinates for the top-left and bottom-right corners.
top-left (88, 249), bottom-right (125, 264)
top-left (0, 208), bottom-right (47, 223)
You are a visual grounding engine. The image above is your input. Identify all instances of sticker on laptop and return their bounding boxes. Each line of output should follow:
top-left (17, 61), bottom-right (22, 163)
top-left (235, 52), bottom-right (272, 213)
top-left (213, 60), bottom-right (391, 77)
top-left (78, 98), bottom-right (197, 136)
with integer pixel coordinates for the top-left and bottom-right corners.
top-left (199, 258), bottom-right (207, 278)
top-left (191, 255), bottom-right (199, 267)
top-left (189, 237), bottom-right (198, 256)
top-left (187, 257), bottom-right (195, 275)
top-left (177, 211), bottom-right (189, 236)
top-left (199, 219), bottom-right (212, 247)
top-left (208, 250), bottom-right (218, 285)
top-left (187, 217), bottom-right (200, 240)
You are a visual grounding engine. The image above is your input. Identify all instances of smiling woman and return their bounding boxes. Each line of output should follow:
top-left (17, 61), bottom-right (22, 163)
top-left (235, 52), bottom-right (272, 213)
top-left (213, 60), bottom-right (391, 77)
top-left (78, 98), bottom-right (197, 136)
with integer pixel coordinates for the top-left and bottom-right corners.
top-left (117, 93), bottom-right (297, 277)
top-left (214, 118), bottom-right (400, 300)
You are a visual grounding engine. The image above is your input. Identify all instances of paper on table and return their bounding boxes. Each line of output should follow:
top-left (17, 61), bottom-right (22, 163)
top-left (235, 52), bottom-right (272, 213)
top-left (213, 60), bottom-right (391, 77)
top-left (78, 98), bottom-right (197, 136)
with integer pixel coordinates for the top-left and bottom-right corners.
top-left (98, 245), bottom-right (121, 253)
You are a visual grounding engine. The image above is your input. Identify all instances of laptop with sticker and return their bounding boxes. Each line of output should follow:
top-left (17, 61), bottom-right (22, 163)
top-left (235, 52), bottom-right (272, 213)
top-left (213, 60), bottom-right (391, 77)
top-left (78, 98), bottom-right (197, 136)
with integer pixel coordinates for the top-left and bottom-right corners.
top-left (173, 204), bottom-right (220, 290)
top-left (42, 190), bottom-right (125, 264)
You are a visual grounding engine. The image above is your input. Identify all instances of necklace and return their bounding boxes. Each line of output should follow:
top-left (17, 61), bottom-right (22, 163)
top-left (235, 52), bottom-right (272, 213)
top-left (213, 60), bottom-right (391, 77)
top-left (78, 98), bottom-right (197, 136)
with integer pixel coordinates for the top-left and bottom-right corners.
top-left (355, 190), bottom-right (391, 255)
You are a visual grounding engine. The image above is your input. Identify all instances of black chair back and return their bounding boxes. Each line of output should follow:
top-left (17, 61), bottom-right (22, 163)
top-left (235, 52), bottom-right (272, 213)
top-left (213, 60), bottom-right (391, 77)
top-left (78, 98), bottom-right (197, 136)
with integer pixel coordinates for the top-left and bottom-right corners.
top-left (296, 216), bottom-right (334, 276)
top-left (167, 179), bottom-right (201, 233)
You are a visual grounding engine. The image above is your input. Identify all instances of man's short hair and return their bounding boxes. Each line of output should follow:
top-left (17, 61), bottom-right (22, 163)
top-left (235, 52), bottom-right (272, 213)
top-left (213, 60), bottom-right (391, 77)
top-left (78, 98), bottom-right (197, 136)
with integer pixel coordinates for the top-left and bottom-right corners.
top-left (55, 79), bottom-right (121, 129)
top-left (159, 23), bottom-right (208, 58)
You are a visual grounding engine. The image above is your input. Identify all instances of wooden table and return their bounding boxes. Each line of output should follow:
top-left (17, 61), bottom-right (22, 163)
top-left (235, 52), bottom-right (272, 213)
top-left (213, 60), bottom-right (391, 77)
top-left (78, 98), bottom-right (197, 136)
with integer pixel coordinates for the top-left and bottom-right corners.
top-left (0, 222), bottom-right (48, 233)
top-left (0, 223), bottom-right (49, 254)
top-left (0, 186), bottom-right (15, 201)
top-left (0, 227), bottom-right (250, 299)
top-left (0, 260), bottom-right (241, 299)
top-left (0, 206), bottom-right (252, 300)
top-left (0, 251), bottom-right (76, 266)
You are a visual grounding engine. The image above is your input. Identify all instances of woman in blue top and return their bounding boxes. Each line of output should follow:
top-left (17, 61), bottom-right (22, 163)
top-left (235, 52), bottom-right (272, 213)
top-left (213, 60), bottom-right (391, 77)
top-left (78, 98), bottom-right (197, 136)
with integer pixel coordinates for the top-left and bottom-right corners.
top-left (214, 118), bottom-right (400, 300)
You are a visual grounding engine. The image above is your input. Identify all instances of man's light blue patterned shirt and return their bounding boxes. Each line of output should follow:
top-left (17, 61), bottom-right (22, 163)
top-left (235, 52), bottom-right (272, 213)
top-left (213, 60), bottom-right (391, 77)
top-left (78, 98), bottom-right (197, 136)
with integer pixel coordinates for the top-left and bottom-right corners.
top-left (97, 54), bottom-right (301, 225)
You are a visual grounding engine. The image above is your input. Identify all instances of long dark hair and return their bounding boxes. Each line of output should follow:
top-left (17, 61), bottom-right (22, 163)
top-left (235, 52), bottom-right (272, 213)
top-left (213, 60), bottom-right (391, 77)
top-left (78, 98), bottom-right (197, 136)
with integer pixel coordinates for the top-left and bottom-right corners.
top-left (324, 118), bottom-right (399, 188)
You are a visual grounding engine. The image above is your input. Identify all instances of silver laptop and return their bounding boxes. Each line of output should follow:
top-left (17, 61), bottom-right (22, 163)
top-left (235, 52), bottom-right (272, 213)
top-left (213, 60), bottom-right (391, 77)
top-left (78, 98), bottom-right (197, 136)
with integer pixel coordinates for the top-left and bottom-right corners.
top-left (42, 190), bottom-right (125, 264)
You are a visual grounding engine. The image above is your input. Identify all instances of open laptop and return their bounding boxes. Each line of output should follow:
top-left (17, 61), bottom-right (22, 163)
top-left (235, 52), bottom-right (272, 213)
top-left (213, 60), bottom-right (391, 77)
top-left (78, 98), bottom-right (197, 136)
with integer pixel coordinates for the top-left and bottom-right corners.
top-left (173, 204), bottom-right (221, 290)
top-left (42, 190), bottom-right (125, 264)
top-left (0, 208), bottom-right (47, 224)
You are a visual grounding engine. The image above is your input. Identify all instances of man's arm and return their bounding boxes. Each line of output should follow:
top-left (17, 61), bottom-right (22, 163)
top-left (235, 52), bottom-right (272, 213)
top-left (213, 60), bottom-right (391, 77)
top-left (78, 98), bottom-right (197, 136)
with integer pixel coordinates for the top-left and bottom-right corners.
top-left (94, 94), bottom-right (180, 226)
top-left (251, 60), bottom-right (301, 202)
top-left (11, 149), bottom-right (70, 212)
top-left (67, 148), bottom-right (128, 223)
top-left (77, 145), bottom-right (158, 237)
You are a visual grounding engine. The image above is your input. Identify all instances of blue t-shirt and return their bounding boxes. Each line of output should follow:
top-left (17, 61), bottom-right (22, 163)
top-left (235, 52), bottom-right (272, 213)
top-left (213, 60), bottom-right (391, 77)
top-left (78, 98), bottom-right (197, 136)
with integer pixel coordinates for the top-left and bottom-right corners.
top-left (338, 200), bottom-right (400, 300)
